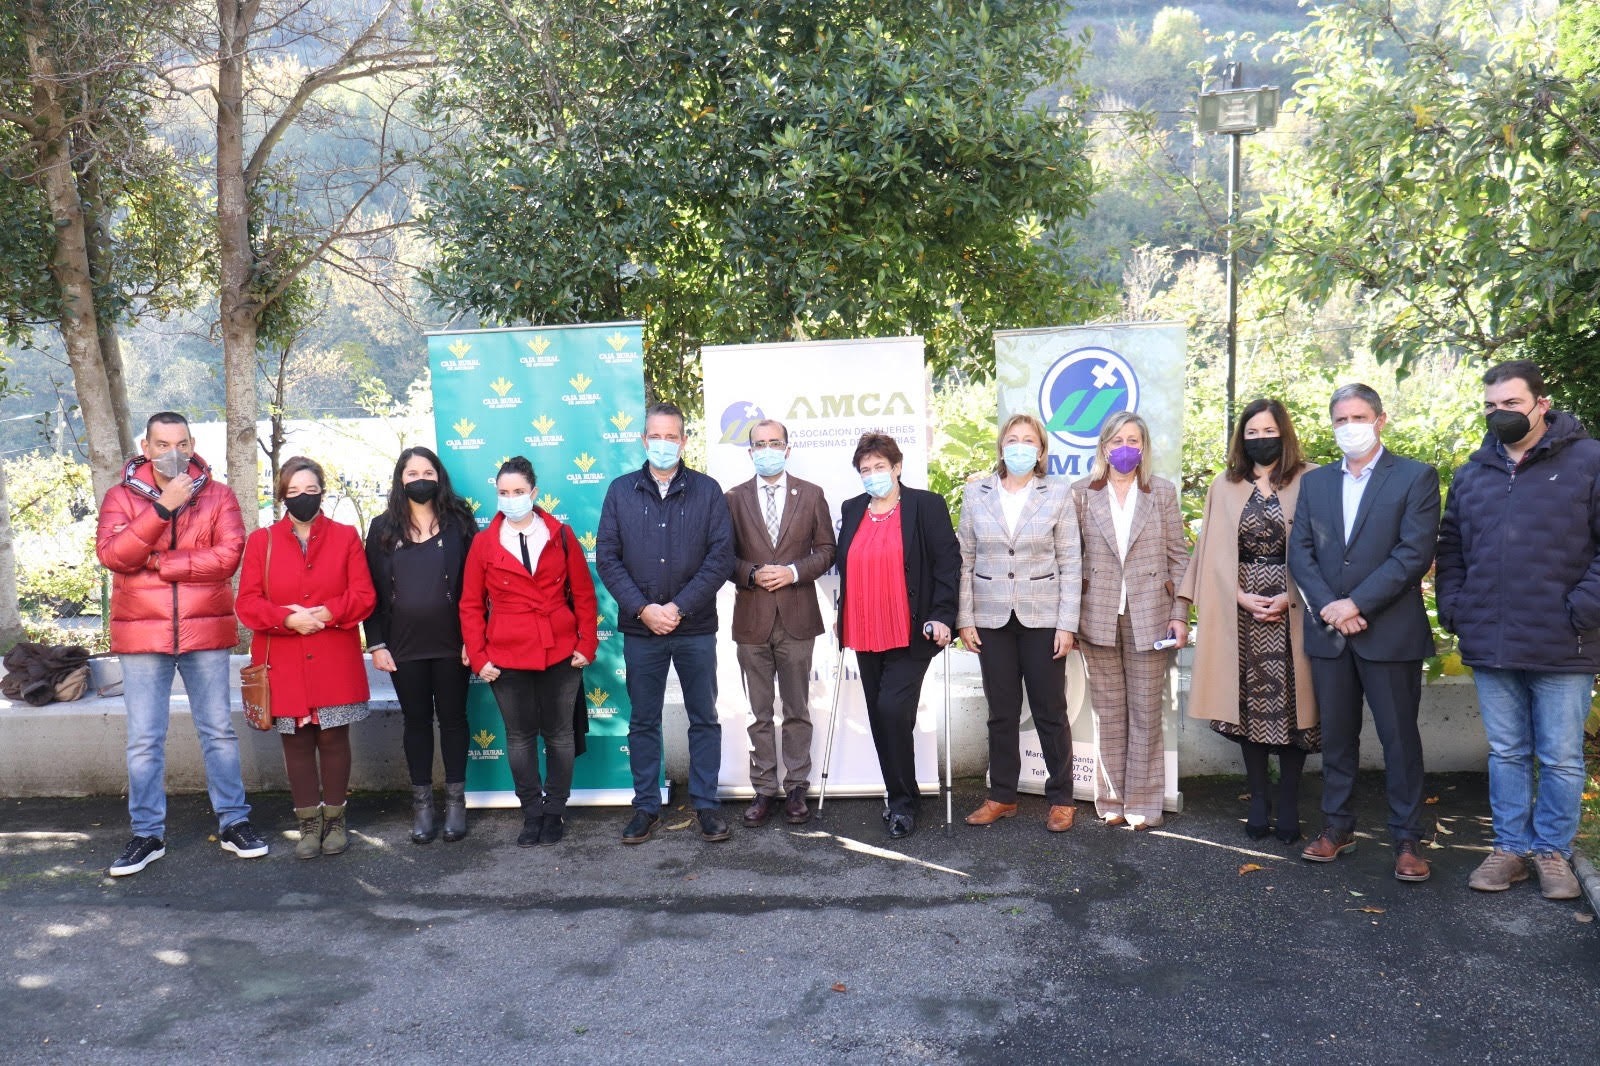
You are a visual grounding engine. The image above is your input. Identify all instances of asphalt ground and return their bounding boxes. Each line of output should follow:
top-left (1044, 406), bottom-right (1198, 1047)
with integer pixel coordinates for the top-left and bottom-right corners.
top-left (2, 771), bottom-right (1596, 1065)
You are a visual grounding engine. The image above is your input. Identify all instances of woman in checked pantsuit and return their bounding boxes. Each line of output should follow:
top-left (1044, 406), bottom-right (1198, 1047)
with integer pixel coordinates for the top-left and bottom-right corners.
top-left (1072, 412), bottom-right (1189, 829)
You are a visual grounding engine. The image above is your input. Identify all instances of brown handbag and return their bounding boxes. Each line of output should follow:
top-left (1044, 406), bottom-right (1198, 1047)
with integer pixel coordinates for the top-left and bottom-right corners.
top-left (240, 529), bottom-right (273, 731)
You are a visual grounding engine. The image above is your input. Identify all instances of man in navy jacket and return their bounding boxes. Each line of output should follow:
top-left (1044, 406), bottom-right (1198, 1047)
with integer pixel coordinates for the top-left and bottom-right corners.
top-left (596, 402), bottom-right (736, 844)
top-left (1289, 383), bottom-right (1441, 883)
top-left (1437, 360), bottom-right (1600, 901)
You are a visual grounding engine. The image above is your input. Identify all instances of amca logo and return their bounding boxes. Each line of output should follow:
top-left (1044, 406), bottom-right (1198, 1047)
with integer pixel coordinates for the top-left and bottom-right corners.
top-left (1038, 346), bottom-right (1139, 448)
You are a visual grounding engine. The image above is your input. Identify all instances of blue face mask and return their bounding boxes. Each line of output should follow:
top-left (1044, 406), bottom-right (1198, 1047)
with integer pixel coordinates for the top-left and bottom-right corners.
top-left (1002, 443), bottom-right (1039, 477)
top-left (645, 439), bottom-right (680, 470)
top-left (861, 470), bottom-right (895, 499)
top-left (751, 448), bottom-right (786, 477)
top-left (498, 494), bottom-right (534, 522)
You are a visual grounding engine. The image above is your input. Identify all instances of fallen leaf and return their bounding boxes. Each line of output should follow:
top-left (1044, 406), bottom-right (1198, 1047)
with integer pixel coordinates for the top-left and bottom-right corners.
top-left (1576, 913), bottom-right (1594, 924)
top-left (1348, 890), bottom-right (1364, 897)
top-left (1424, 795), bottom-right (1440, 805)
top-left (666, 818), bottom-right (694, 831)
top-left (1238, 863), bottom-right (1264, 875)
top-left (831, 983), bottom-right (848, 993)
top-left (684, 874), bottom-right (698, 881)
top-left (1359, 906), bottom-right (1386, 914)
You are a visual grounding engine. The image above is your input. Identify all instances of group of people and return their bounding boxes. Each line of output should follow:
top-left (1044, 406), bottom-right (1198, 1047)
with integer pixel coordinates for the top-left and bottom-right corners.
top-left (94, 359), bottom-right (1599, 905)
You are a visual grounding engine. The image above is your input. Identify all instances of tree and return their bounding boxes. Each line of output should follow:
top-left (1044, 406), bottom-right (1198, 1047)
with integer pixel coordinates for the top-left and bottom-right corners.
top-left (174, 0), bottom-right (433, 524)
top-left (0, 0), bottom-right (204, 498)
top-left (1253, 0), bottom-right (1600, 369)
top-left (421, 0), bottom-right (1103, 403)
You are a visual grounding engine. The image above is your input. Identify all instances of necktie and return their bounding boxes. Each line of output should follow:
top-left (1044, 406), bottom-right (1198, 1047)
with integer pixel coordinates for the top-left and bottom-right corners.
top-left (764, 485), bottom-right (779, 546)
top-left (519, 532), bottom-right (532, 572)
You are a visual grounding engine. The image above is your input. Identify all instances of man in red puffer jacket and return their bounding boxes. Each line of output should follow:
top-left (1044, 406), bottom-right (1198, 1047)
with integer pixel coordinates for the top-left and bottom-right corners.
top-left (95, 411), bottom-right (266, 876)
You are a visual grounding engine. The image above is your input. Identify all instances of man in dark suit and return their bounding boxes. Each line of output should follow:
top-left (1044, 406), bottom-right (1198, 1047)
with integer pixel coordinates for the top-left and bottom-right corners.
top-left (1288, 383), bottom-right (1441, 882)
top-left (725, 420), bottom-right (836, 827)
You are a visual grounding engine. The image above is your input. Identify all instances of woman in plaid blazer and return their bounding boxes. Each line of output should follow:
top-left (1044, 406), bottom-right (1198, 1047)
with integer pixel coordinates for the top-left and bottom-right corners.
top-left (956, 413), bottom-right (1082, 832)
top-left (1072, 412), bottom-right (1190, 829)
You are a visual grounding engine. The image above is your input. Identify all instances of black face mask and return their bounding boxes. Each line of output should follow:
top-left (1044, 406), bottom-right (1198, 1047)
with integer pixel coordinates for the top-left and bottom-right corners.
top-left (1486, 408), bottom-right (1532, 445)
top-left (1242, 436), bottom-right (1283, 466)
top-left (284, 493), bottom-right (323, 522)
top-left (402, 478), bottom-right (439, 503)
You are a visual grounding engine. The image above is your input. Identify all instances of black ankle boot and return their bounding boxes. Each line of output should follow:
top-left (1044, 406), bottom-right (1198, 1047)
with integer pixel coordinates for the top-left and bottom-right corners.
top-left (410, 785), bottom-right (437, 844)
top-left (442, 782), bottom-right (468, 842)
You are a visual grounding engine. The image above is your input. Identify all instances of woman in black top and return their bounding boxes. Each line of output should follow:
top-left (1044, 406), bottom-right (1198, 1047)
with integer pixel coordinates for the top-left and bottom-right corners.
top-left (365, 446), bottom-right (477, 844)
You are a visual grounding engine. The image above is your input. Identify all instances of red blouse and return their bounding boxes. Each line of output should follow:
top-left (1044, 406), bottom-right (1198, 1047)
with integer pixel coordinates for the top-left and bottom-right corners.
top-left (842, 505), bottom-right (911, 652)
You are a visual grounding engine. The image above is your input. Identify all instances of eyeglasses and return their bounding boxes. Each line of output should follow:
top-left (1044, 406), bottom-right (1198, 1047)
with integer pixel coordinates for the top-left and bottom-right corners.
top-left (750, 441), bottom-right (787, 451)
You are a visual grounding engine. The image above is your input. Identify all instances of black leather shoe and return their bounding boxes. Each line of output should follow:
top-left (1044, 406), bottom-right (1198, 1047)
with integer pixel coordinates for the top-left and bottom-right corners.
top-left (743, 794), bottom-right (779, 827)
top-left (1245, 821), bottom-right (1272, 841)
top-left (784, 786), bottom-right (811, 824)
top-left (538, 815), bottom-right (565, 846)
top-left (517, 815), bottom-right (543, 847)
top-left (881, 806), bottom-right (893, 825)
top-left (697, 808), bottom-right (731, 842)
top-left (887, 813), bottom-right (915, 840)
top-left (621, 810), bottom-right (660, 844)
top-left (1275, 823), bottom-right (1303, 845)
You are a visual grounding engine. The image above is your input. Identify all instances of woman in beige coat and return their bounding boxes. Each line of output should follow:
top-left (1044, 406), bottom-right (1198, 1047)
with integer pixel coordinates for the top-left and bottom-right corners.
top-left (1178, 398), bottom-right (1320, 843)
top-left (1073, 412), bottom-right (1189, 830)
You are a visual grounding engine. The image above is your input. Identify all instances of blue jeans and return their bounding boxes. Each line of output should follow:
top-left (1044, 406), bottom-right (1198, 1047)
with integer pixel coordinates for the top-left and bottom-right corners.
top-left (1473, 667), bottom-right (1594, 858)
top-left (623, 631), bottom-right (720, 812)
top-left (121, 650), bottom-right (251, 838)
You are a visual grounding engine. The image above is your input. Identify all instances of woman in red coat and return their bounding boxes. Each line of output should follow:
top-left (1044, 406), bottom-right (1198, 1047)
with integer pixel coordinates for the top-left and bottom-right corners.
top-left (236, 456), bottom-right (377, 859)
top-left (460, 456), bottom-right (598, 847)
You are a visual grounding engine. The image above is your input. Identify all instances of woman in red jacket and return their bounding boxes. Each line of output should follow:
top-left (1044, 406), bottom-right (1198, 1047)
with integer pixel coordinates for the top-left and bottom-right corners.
top-left (460, 456), bottom-right (598, 847)
top-left (236, 456), bottom-right (377, 859)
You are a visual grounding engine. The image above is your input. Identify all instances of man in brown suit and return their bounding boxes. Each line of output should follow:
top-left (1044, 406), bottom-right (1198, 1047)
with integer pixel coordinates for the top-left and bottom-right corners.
top-left (726, 419), bottom-right (837, 826)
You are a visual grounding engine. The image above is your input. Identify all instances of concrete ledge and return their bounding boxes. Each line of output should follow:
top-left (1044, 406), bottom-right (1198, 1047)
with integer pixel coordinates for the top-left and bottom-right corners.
top-left (1, 652), bottom-right (1489, 799)
top-left (1576, 854), bottom-right (1600, 916)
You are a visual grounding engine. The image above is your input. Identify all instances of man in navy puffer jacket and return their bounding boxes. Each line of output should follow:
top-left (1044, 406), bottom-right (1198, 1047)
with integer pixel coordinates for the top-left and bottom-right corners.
top-left (596, 402), bottom-right (736, 845)
top-left (1437, 360), bottom-right (1600, 901)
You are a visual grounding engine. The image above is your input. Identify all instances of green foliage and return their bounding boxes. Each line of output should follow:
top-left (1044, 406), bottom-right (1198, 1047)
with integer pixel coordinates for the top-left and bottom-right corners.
top-left (1253, 0), bottom-right (1600, 367)
top-left (928, 378), bottom-right (999, 523)
top-left (421, 0), bottom-right (1104, 411)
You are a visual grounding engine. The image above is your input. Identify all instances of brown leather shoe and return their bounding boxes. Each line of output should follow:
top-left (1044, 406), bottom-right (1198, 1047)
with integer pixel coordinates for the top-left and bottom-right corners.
top-left (1046, 804), bottom-right (1076, 832)
top-left (742, 794), bottom-right (780, 828)
top-left (783, 786), bottom-right (811, 825)
top-left (1393, 839), bottom-right (1431, 882)
top-left (964, 799), bottom-right (1019, 826)
top-left (1300, 828), bottom-right (1356, 862)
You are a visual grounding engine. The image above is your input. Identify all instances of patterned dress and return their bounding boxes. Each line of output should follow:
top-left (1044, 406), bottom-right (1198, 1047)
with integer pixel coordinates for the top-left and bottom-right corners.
top-left (1211, 489), bottom-right (1321, 751)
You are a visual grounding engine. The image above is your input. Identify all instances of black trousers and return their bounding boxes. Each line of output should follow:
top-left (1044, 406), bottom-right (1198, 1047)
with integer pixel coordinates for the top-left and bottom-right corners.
top-left (976, 613), bottom-right (1073, 804)
top-left (391, 657), bottom-right (471, 786)
top-left (1310, 649), bottom-right (1425, 842)
top-left (490, 663), bottom-right (580, 816)
top-left (855, 647), bottom-right (935, 817)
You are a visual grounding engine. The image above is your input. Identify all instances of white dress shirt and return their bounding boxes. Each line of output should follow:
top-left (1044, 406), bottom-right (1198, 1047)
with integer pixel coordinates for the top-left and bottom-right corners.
top-left (500, 515), bottom-right (548, 571)
top-left (999, 478), bottom-right (1032, 536)
top-left (756, 474), bottom-right (801, 584)
top-left (1108, 481), bottom-right (1139, 615)
top-left (1340, 445), bottom-right (1384, 543)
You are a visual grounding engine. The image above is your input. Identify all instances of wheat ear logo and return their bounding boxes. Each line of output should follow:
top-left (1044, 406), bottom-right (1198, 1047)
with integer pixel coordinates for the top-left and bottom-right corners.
top-left (531, 414), bottom-right (556, 434)
top-left (578, 531), bottom-right (598, 552)
top-left (605, 331), bottom-right (629, 351)
top-left (568, 372), bottom-right (593, 392)
top-left (537, 492), bottom-right (561, 511)
top-left (489, 377), bottom-right (515, 397)
top-left (464, 496), bottom-right (480, 513)
top-left (609, 411), bottom-right (633, 432)
top-left (573, 452), bottom-right (598, 473)
top-left (526, 335), bottom-right (552, 356)
top-left (586, 686), bottom-right (609, 708)
top-left (448, 339), bottom-right (472, 359)
top-left (452, 418), bottom-right (476, 438)
top-left (472, 729), bottom-right (496, 749)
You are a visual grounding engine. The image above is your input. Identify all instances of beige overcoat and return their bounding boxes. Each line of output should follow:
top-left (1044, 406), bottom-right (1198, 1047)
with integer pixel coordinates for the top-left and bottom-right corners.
top-left (1176, 464), bottom-right (1319, 730)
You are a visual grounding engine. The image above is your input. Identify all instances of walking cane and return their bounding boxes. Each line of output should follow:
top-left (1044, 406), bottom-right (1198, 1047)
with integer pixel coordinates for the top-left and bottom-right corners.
top-left (942, 646), bottom-right (953, 829)
top-left (816, 645), bottom-right (847, 816)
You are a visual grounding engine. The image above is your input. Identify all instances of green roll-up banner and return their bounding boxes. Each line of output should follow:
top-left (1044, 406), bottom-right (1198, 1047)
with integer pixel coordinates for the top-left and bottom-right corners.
top-left (426, 322), bottom-right (651, 806)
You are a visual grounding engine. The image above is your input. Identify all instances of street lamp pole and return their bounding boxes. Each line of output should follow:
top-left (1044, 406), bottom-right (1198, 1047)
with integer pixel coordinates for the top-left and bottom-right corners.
top-left (1198, 64), bottom-right (1278, 442)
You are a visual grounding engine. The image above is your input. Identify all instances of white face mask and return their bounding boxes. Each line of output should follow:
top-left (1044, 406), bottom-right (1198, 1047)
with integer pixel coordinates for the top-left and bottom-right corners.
top-left (1333, 421), bottom-right (1377, 458)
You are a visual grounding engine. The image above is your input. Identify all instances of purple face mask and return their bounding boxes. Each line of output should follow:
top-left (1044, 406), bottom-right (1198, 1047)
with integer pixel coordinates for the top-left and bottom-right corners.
top-left (1107, 445), bottom-right (1142, 474)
